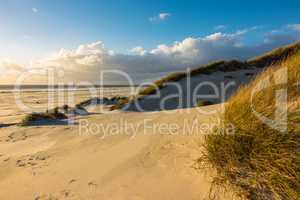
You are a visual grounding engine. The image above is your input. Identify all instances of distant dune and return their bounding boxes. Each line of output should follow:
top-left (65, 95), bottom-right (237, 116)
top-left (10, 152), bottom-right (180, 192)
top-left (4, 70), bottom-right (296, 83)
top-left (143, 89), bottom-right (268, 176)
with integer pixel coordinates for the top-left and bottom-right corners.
top-left (123, 41), bottom-right (300, 112)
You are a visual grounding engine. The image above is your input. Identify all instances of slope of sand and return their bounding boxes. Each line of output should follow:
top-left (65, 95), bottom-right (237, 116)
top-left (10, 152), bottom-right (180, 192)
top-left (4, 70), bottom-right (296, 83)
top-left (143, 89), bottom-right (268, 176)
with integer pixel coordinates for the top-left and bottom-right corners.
top-left (0, 103), bottom-right (236, 200)
top-left (126, 68), bottom-right (261, 111)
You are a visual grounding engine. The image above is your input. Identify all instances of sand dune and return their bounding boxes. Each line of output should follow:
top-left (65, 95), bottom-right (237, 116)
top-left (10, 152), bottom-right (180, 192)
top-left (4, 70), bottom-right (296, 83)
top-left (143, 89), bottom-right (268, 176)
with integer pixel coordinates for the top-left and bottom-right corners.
top-left (126, 68), bottom-right (261, 112)
top-left (0, 71), bottom-right (251, 199)
top-left (0, 102), bottom-right (236, 200)
top-left (0, 67), bottom-right (259, 199)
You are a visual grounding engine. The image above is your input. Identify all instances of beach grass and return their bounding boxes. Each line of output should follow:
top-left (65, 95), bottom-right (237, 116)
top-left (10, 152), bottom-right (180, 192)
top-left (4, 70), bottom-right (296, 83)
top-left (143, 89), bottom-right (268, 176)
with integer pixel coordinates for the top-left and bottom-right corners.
top-left (197, 100), bottom-right (214, 107)
top-left (21, 110), bottom-right (67, 126)
top-left (201, 52), bottom-right (300, 199)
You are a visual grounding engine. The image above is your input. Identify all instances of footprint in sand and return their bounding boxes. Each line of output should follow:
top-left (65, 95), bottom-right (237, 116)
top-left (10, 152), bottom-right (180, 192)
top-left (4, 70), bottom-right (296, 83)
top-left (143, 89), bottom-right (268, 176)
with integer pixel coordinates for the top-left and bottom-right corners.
top-left (16, 159), bottom-right (27, 167)
top-left (88, 181), bottom-right (98, 188)
top-left (16, 152), bottom-right (50, 168)
top-left (35, 188), bottom-right (78, 199)
top-left (35, 153), bottom-right (50, 161)
top-left (60, 189), bottom-right (71, 198)
top-left (7, 131), bottom-right (28, 142)
top-left (34, 194), bottom-right (58, 200)
top-left (69, 179), bottom-right (77, 184)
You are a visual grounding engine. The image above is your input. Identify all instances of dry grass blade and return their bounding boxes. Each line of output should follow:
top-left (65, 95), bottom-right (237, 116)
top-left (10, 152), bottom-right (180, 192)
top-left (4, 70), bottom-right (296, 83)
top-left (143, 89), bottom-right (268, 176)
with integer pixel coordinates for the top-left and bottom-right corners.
top-left (201, 52), bottom-right (300, 199)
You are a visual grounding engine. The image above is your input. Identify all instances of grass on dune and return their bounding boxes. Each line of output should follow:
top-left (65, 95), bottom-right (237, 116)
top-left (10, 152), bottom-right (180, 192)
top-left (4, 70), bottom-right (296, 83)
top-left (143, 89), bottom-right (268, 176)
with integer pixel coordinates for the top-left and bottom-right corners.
top-left (248, 41), bottom-right (300, 68)
top-left (201, 52), bottom-right (300, 199)
top-left (138, 72), bottom-right (187, 96)
top-left (131, 42), bottom-right (300, 109)
top-left (137, 60), bottom-right (248, 96)
top-left (197, 100), bottom-right (214, 107)
top-left (138, 42), bottom-right (300, 97)
top-left (116, 42), bottom-right (300, 110)
top-left (21, 108), bottom-right (67, 126)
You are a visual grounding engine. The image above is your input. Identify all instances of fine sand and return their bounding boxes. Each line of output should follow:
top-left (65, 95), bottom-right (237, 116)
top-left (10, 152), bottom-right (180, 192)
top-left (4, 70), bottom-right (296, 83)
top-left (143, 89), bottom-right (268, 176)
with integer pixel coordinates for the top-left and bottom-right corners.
top-left (0, 93), bottom-right (237, 200)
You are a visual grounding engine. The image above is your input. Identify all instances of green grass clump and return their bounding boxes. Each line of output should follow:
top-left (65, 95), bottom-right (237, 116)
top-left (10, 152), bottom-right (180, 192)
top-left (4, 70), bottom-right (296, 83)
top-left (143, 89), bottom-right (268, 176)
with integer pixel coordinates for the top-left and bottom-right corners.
top-left (202, 52), bottom-right (300, 199)
top-left (197, 100), bottom-right (214, 107)
top-left (138, 72), bottom-right (186, 96)
top-left (75, 97), bottom-right (105, 107)
top-left (109, 97), bottom-right (130, 111)
top-left (248, 41), bottom-right (300, 68)
top-left (21, 109), bottom-right (67, 126)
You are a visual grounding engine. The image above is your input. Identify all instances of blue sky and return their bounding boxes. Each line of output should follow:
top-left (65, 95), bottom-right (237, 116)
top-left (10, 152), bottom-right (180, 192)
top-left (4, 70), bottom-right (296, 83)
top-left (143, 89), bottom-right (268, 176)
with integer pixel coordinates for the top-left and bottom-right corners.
top-left (1, 0), bottom-right (300, 61)
top-left (1, 0), bottom-right (300, 84)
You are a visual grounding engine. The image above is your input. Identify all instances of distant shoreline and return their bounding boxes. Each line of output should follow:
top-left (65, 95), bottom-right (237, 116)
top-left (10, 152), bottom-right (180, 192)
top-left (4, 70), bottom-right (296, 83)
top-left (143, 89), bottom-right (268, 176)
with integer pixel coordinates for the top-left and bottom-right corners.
top-left (0, 84), bottom-right (142, 92)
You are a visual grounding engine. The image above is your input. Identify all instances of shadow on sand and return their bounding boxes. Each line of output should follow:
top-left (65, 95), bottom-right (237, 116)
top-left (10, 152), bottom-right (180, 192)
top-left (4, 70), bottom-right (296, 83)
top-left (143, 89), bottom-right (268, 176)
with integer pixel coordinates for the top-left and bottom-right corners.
top-left (0, 123), bottom-right (17, 128)
top-left (21, 119), bottom-right (79, 127)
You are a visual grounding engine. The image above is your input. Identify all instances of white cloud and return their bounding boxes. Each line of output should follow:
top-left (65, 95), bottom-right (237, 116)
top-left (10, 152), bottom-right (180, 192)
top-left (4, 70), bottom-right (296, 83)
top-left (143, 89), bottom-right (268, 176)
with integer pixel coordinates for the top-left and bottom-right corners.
top-left (1, 27), bottom-right (300, 84)
top-left (38, 41), bottom-right (112, 67)
top-left (130, 46), bottom-right (147, 55)
top-left (32, 8), bottom-right (38, 13)
top-left (149, 13), bottom-right (171, 22)
top-left (159, 13), bottom-right (171, 20)
top-left (149, 30), bottom-right (251, 65)
top-left (287, 24), bottom-right (300, 31)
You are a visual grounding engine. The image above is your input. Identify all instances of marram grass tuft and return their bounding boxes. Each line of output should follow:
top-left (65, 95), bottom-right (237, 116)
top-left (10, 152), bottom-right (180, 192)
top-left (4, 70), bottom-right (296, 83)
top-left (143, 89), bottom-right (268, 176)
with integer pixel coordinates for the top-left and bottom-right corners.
top-left (201, 52), bottom-right (300, 199)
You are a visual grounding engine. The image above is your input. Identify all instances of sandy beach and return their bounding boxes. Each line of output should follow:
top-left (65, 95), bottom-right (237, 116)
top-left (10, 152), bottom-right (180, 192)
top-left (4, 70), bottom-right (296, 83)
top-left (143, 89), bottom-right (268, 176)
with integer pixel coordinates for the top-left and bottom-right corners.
top-left (0, 89), bottom-right (237, 200)
top-left (1, 2), bottom-right (300, 199)
top-left (0, 87), bottom-right (134, 125)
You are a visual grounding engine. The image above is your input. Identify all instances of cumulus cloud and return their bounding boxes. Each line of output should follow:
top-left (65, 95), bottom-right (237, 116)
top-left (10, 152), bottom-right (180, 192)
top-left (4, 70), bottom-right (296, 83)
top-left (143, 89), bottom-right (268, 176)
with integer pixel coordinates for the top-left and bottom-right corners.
top-left (149, 13), bottom-right (171, 22)
top-left (130, 46), bottom-right (147, 55)
top-left (1, 26), bottom-right (300, 85)
top-left (36, 41), bottom-right (114, 68)
top-left (159, 13), bottom-right (171, 20)
top-left (148, 30), bottom-right (254, 65)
